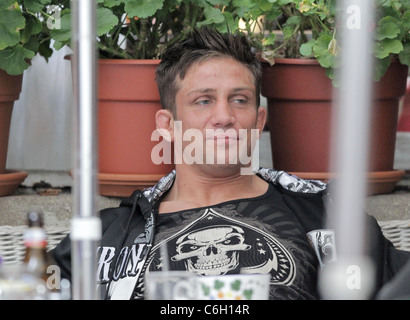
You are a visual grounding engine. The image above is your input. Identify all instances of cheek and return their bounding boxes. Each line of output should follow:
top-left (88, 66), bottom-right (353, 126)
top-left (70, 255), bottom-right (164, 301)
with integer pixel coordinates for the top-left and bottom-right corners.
top-left (236, 110), bottom-right (259, 128)
top-left (181, 114), bottom-right (206, 131)
top-left (179, 108), bottom-right (212, 130)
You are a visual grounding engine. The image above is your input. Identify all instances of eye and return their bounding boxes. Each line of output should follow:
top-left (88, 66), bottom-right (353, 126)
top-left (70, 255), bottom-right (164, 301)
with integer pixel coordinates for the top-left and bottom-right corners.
top-left (234, 98), bottom-right (247, 104)
top-left (231, 95), bottom-right (248, 105)
top-left (196, 98), bottom-right (211, 106)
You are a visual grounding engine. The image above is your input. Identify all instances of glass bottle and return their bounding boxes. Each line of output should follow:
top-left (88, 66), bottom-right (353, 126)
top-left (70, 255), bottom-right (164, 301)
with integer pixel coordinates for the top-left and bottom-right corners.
top-left (23, 210), bottom-right (49, 282)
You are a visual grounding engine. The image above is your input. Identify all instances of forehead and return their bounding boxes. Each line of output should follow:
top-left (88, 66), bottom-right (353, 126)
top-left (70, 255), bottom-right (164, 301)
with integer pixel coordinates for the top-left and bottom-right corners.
top-left (177, 56), bottom-right (255, 89)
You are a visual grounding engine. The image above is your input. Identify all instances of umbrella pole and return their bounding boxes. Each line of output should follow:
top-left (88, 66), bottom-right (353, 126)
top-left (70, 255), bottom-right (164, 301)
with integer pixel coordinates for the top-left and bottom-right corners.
top-left (70, 0), bottom-right (101, 300)
top-left (320, 0), bottom-right (375, 299)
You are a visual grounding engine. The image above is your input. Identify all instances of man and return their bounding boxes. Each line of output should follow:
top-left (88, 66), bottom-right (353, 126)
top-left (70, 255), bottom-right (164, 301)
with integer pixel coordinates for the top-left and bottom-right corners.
top-left (51, 27), bottom-right (409, 300)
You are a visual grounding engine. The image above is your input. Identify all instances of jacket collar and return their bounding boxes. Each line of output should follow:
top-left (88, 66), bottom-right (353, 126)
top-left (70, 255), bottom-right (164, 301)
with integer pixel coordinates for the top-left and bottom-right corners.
top-left (142, 168), bottom-right (328, 206)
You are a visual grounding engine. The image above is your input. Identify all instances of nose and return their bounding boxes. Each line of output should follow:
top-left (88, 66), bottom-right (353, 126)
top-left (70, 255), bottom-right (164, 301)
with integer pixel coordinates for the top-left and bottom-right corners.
top-left (211, 100), bottom-right (235, 127)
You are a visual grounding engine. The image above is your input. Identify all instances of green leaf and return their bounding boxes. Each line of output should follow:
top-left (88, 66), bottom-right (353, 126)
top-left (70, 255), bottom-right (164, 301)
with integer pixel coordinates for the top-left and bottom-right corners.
top-left (403, 0), bottom-right (410, 10)
top-left (399, 42), bottom-right (410, 67)
top-left (374, 39), bottom-right (403, 59)
top-left (214, 12), bottom-right (238, 34)
top-left (96, 7), bottom-right (119, 36)
top-left (375, 20), bottom-right (400, 41)
top-left (282, 25), bottom-right (294, 40)
top-left (23, 0), bottom-right (49, 13)
top-left (207, 0), bottom-right (230, 5)
top-left (51, 7), bottom-right (118, 49)
top-left (300, 39), bottom-right (315, 57)
top-left (285, 15), bottom-right (301, 27)
top-left (20, 14), bottom-right (42, 44)
top-left (373, 56), bottom-right (391, 82)
top-left (0, 45), bottom-right (35, 75)
top-left (100, 0), bottom-right (122, 7)
top-left (38, 39), bottom-right (53, 61)
top-left (313, 33), bottom-right (335, 68)
top-left (22, 35), bottom-right (39, 52)
top-left (325, 68), bottom-right (336, 81)
top-left (50, 12), bottom-right (71, 45)
top-left (277, 0), bottom-right (293, 5)
top-left (233, 0), bottom-right (256, 16)
top-left (262, 33), bottom-right (276, 47)
top-left (259, 0), bottom-right (274, 11)
top-left (203, 6), bottom-right (225, 24)
top-left (124, 0), bottom-right (164, 19)
top-left (0, 8), bottom-right (25, 50)
top-left (233, 0), bottom-right (253, 6)
top-left (403, 11), bottom-right (410, 31)
top-left (327, 37), bottom-right (340, 56)
top-left (0, 0), bottom-right (15, 10)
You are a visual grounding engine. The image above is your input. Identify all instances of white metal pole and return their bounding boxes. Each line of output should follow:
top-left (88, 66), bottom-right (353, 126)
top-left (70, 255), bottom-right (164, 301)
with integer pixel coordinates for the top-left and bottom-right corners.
top-left (70, 0), bottom-right (101, 300)
top-left (320, 0), bottom-right (375, 299)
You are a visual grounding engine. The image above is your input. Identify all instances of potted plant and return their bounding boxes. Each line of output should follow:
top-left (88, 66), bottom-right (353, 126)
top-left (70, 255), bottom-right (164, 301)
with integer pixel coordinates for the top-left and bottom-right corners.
top-left (238, 0), bottom-right (410, 194)
top-left (0, 0), bottom-right (55, 196)
top-left (49, 0), bottom-right (245, 197)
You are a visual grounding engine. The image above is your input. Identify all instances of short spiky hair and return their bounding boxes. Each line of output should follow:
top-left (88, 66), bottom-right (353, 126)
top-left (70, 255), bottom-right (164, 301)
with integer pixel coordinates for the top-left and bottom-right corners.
top-left (155, 26), bottom-right (261, 115)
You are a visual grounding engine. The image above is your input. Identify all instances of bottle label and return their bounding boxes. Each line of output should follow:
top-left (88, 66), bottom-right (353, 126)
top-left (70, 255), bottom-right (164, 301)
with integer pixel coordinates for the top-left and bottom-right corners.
top-left (23, 227), bottom-right (47, 248)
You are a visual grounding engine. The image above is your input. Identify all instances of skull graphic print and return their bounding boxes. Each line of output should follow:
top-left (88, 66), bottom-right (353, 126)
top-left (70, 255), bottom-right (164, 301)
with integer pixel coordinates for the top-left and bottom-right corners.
top-left (171, 225), bottom-right (251, 276)
top-left (145, 208), bottom-right (296, 286)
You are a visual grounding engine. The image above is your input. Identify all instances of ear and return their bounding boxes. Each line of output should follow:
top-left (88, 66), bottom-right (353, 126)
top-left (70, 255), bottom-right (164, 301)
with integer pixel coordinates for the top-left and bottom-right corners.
top-left (256, 106), bottom-right (267, 136)
top-left (155, 109), bottom-right (175, 142)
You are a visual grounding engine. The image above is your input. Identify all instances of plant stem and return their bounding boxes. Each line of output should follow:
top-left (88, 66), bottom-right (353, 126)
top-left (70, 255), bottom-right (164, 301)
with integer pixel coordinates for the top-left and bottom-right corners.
top-left (112, 14), bottom-right (127, 47)
top-left (191, 3), bottom-right (199, 30)
top-left (98, 43), bottom-right (131, 59)
top-left (137, 18), bottom-right (148, 59)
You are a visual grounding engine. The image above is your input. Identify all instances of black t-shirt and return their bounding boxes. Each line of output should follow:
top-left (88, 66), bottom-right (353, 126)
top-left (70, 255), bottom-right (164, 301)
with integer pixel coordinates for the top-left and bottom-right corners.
top-left (135, 183), bottom-right (319, 300)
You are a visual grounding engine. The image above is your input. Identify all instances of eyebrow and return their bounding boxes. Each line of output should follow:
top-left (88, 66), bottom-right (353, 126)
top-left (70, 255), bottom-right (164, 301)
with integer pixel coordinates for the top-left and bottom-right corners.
top-left (187, 87), bottom-right (254, 96)
top-left (233, 87), bottom-right (254, 94)
top-left (187, 88), bottom-right (216, 96)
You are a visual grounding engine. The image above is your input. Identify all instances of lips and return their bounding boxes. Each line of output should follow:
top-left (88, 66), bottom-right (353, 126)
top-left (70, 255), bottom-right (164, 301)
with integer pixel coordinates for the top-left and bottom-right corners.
top-left (211, 136), bottom-right (239, 148)
top-left (206, 131), bottom-right (239, 140)
top-left (213, 135), bottom-right (238, 140)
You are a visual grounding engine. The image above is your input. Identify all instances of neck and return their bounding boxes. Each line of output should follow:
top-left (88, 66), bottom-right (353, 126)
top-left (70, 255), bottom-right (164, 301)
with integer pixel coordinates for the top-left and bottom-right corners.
top-left (159, 164), bottom-right (268, 213)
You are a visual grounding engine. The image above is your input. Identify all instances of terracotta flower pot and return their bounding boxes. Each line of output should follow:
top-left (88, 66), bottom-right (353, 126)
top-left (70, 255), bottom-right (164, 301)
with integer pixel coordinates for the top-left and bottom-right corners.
top-left (0, 70), bottom-right (27, 196)
top-left (97, 59), bottom-right (174, 197)
top-left (261, 58), bottom-right (408, 194)
top-left (397, 78), bottom-right (410, 132)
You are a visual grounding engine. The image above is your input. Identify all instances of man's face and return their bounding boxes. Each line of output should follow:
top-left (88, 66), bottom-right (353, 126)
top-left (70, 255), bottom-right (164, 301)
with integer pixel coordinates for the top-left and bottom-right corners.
top-left (173, 56), bottom-right (266, 172)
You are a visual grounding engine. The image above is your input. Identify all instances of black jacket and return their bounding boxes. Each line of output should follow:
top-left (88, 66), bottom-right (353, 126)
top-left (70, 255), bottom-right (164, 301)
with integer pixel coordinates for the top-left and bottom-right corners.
top-left (51, 168), bottom-right (410, 299)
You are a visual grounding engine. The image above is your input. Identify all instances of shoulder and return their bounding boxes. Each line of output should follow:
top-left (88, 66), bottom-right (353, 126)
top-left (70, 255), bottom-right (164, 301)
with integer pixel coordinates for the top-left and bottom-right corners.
top-left (256, 168), bottom-right (327, 195)
top-left (267, 181), bottom-right (327, 232)
top-left (256, 168), bottom-right (328, 221)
